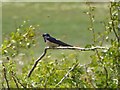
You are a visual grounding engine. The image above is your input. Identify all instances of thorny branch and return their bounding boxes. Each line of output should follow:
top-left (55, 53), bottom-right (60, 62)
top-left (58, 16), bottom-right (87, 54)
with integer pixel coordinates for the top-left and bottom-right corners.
top-left (27, 46), bottom-right (108, 78)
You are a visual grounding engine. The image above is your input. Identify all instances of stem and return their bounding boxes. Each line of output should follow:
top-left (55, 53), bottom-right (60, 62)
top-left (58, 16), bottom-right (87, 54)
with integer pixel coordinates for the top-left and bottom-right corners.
top-left (11, 72), bottom-right (19, 89)
top-left (109, 2), bottom-right (119, 42)
top-left (87, 3), bottom-right (96, 45)
top-left (2, 63), bottom-right (10, 90)
top-left (95, 50), bottom-right (108, 88)
top-left (13, 74), bottom-right (26, 88)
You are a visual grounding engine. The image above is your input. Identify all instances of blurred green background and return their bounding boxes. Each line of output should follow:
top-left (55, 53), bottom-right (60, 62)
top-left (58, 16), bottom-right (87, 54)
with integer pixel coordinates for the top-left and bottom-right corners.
top-left (2, 2), bottom-right (110, 65)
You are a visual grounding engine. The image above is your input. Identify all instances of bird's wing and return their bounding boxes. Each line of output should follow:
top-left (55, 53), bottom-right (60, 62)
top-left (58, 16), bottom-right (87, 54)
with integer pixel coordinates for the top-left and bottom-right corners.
top-left (47, 37), bottom-right (72, 47)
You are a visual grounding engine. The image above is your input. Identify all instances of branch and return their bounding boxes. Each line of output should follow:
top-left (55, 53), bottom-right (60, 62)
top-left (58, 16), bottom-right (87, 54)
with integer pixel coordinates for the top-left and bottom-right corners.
top-left (109, 3), bottom-right (119, 42)
top-left (47, 46), bottom-right (108, 51)
top-left (13, 73), bottom-right (26, 88)
top-left (27, 46), bottom-right (108, 78)
top-left (11, 72), bottom-right (19, 89)
top-left (27, 47), bottom-right (48, 77)
top-left (55, 63), bottom-right (79, 87)
top-left (2, 63), bottom-right (10, 89)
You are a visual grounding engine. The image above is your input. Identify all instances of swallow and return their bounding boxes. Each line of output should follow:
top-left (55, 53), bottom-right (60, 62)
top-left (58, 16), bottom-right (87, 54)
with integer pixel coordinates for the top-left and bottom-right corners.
top-left (42, 33), bottom-right (73, 47)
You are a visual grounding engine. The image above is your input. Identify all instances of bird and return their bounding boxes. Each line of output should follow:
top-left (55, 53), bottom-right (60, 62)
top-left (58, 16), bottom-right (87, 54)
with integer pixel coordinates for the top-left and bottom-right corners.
top-left (42, 33), bottom-right (73, 48)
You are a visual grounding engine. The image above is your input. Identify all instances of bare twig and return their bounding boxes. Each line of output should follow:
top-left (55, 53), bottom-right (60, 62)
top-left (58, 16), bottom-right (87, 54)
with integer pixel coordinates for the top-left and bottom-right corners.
top-left (13, 74), bottom-right (26, 88)
top-left (11, 72), bottom-right (19, 89)
top-left (27, 47), bottom-right (48, 77)
top-left (55, 63), bottom-right (79, 87)
top-left (27, 46), bottom-right (108, 78)
top-left (2, 63), bottom-right (10, 89)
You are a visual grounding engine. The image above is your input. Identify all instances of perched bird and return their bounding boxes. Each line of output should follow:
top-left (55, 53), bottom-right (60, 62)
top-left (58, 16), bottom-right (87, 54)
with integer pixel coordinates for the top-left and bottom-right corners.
top-left (42, 33), bottom-right (73, 48)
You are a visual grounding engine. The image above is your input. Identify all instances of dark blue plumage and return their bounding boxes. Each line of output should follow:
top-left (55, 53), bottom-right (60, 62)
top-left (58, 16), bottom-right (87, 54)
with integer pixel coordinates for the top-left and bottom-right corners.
top-left (42, 33), bottom-right (72, 47)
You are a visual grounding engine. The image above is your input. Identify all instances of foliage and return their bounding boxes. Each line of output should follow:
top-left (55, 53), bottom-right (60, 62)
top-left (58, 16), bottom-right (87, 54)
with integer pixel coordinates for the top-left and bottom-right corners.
top-left (1, 2), bottom-right (119, 89)
top-left (2, 20), bottom-right (37, 57)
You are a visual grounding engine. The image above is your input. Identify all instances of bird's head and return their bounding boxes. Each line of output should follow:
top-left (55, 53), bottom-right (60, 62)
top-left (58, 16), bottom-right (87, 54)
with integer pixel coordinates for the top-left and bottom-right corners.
top-left (42, 33), bottom-right (50, 42)
top-left (42, 33), bottom-right (50, 37)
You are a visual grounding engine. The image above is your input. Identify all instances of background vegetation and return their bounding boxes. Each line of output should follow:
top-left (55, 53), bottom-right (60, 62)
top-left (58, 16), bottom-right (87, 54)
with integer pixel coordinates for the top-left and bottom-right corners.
top-left (1, 2), bottom-right (120, 88)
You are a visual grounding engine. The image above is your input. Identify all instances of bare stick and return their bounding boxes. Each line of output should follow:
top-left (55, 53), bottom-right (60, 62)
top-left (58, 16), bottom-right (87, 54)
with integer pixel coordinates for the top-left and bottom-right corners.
top-left (48, 46), bottom-right (108, 51)
top-left (27, 47), bottom-right (48, 77)
top-left (27, 46), bottom-right (108, 78)
top-left (55, 63), bottom-right (79, 87)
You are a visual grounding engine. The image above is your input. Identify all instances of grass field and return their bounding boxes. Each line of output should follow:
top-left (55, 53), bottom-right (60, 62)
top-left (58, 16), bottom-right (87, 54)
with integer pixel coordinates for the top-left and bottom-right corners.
top-left (2, 2), bottom-right (110, 65)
